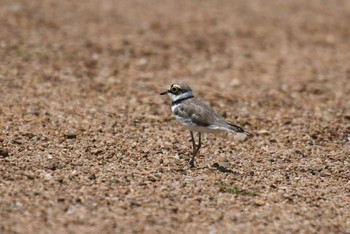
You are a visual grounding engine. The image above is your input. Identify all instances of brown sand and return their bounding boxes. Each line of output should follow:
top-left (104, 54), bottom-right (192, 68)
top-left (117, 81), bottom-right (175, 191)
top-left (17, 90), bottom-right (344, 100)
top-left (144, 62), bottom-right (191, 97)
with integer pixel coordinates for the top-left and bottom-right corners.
top-left (0, 0), bottom-right (349, 233)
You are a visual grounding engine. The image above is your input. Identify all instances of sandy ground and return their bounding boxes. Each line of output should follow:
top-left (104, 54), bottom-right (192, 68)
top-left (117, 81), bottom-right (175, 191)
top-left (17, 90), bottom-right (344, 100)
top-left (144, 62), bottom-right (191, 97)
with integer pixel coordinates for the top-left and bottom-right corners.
top-left (0, 0), bottom-right (349, 233)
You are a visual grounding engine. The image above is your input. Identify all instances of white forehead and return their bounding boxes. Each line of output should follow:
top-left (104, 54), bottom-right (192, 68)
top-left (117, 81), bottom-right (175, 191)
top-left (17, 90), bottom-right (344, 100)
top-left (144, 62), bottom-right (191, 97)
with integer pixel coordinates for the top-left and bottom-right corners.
top-left (170, 83), bottom-right (192, 91)
top-left (171, 84), bottom-right (181, 89)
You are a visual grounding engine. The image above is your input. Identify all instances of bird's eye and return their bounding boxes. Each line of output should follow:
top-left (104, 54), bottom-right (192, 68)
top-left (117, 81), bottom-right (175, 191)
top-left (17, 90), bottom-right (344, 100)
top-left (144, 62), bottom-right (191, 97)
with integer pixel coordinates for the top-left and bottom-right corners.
top-left (171, 86), bottom-right (179, 93)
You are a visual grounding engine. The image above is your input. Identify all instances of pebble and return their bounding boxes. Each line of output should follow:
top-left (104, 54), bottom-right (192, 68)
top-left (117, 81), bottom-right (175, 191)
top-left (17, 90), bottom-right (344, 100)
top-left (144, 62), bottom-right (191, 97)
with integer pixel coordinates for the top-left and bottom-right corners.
top-left (65, 133), bottom-right (77, 139)
top-left (0, 148), bottom-right (9, 157)
top-left (257, 129), bottom-right (269, 135)
top-left (254, 199), bottom-right (265, 206)
top-left (44, 173), bottom-right (53, 181)
top-left (234, 133), bottom-right (247, 142)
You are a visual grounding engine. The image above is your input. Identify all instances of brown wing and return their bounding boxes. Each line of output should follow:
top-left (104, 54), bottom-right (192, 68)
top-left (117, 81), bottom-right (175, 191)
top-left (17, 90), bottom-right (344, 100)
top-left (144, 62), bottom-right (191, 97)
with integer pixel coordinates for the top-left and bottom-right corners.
top-left (174, 98), bottom-right (226, 126)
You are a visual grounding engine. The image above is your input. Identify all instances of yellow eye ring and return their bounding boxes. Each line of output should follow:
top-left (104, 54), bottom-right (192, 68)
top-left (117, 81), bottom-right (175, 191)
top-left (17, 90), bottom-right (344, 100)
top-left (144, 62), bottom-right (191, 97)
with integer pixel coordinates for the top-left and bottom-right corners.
top-left (171, 86), bottom-right (179, 93)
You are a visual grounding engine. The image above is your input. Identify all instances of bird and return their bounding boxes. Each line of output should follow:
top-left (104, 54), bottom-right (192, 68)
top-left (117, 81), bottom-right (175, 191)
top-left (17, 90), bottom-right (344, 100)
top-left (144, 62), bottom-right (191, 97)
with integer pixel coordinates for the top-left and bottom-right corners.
top-left (160, 83), bottom-right (250, 168)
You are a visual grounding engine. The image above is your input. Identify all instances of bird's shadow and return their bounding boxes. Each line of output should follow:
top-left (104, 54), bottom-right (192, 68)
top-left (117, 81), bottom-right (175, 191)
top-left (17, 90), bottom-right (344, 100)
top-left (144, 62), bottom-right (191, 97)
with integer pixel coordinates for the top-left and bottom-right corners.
top-left (211, 163), bottom-right (235, 174)
top-left (176, 153), bottom-right (236, 173)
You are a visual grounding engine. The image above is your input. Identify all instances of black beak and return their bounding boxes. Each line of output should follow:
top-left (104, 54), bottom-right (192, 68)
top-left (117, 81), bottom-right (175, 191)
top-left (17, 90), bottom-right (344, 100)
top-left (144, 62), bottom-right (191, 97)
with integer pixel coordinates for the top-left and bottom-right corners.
top-left (160, 90), bottom-right (168, 95)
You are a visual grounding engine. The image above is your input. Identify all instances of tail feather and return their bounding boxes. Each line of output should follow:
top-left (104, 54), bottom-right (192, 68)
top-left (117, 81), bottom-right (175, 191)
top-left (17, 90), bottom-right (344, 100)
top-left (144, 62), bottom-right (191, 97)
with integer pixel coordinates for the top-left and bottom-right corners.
top-left (227, 122), bottom-right (252, 136)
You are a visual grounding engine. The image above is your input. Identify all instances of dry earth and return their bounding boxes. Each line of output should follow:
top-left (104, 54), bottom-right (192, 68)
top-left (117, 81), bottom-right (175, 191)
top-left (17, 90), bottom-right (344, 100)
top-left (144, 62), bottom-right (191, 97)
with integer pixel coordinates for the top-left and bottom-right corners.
top-left (0, 0), bottom-right (349, 233)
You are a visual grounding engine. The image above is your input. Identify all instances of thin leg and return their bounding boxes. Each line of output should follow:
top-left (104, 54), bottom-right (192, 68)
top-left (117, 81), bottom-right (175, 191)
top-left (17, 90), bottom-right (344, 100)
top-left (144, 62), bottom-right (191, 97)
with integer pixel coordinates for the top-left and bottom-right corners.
top-left (189, 131), bottom-right (202, 168)
top-left (196, 132), bottom-right (201, 155)
top-left (190, 131), bottom-right (196, 156)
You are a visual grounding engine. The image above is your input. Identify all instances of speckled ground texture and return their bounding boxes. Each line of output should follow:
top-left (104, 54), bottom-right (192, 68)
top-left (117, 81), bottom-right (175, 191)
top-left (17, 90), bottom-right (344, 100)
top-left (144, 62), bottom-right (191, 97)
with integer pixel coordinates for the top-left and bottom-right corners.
top-left (0, 0), bottom-right (349, 233)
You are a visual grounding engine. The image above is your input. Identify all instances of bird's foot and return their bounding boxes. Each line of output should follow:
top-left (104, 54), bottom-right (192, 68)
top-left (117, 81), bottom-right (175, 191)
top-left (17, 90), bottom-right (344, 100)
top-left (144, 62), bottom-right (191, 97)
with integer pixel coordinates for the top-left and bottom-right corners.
top-left (188, 159), bottom-right (196, 168)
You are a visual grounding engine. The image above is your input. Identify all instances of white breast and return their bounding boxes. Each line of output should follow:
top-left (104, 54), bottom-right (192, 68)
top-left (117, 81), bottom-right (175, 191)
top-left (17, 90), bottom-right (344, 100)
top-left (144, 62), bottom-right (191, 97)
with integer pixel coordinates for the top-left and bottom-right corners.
top-left (171, 103), bottom-right (180, 113)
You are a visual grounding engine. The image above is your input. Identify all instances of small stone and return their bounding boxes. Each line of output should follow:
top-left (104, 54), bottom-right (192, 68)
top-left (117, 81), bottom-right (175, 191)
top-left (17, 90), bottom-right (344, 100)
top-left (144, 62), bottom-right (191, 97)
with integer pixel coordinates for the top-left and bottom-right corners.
top-left (26, 174), bottom-right (35, 180)
top-left (230, 79), bottom-right (241, 87)
top-left (110, 178), bottom-right (119, 184)
top-left (44, 173), bottom-right (53, 181)
top-left (254, 199), bottom-right (265, 206)
top-left (0, 148), bottom-right (9, 157)
top-left (147, 175), bottom-right (157, 182)
top-left (92, 148), bottom-right (104, 155)
top-left (65, 133), bottom-right (77, 139)
top-left (89, 174), bottom-right (96, 180)
top-left (257, 130), bottom-right (269, 135)
top-left (234, 133), bottom-right (247, 142)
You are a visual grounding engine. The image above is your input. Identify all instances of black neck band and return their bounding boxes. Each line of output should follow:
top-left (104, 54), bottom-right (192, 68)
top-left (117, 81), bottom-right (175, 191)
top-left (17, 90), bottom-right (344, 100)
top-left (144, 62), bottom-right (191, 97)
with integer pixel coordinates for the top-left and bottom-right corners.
top-left (172, 95), bottom-right (194, 105)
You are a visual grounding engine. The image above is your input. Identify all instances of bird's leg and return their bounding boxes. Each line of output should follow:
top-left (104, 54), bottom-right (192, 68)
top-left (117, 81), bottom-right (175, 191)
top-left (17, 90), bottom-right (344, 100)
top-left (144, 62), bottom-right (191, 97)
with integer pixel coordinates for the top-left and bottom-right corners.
top-left (190, 131), bottom-right (196, 156)
top-left (189, 131), bottom-right (196, 167)
top-left (189, 131), bottom-right (201, 168)
top-left (196, 132), bottom-right (202, 153)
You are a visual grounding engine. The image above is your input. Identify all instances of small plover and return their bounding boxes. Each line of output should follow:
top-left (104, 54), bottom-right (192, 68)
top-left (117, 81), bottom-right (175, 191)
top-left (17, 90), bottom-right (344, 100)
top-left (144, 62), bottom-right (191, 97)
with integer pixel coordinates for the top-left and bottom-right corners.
top-left (160, 83), bottom-right (250, 167)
